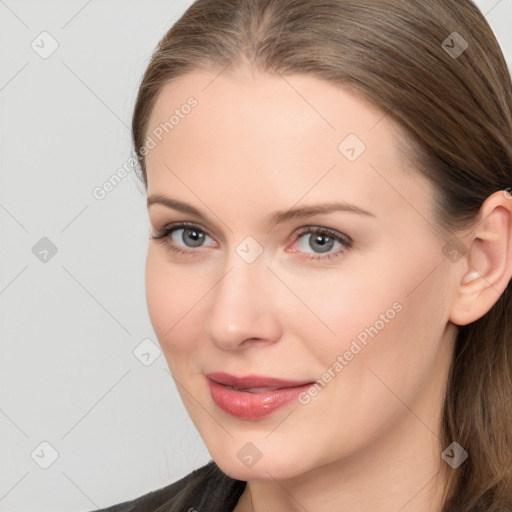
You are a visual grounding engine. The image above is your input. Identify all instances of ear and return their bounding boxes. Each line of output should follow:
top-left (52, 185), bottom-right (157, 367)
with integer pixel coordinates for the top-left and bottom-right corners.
top-left (449, 190), bottom-right (512, 326)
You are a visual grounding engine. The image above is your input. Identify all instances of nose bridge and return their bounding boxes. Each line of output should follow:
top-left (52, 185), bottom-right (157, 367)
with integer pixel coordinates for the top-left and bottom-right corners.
top-left (219, 258), bottom-right (256, 305)
top-left (203, 246), bottom-right (280, 349)
top-left (219, 235), bottom-right (270, 302)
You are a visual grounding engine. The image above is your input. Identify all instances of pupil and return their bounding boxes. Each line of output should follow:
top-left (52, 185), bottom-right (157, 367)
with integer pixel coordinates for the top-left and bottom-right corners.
top-left (310, 234), bottom-right (333, 253)
top-left (183, 228), bottom-right (204, 247)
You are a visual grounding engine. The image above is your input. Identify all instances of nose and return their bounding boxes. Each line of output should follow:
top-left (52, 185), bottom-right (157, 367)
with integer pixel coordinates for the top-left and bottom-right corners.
top-left (203, 255), bottom-right (282, 351)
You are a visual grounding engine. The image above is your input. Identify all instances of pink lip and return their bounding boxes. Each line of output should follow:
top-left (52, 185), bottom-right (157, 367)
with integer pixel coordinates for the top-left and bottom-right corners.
top-left (206, 372), bottom-right (315, 420)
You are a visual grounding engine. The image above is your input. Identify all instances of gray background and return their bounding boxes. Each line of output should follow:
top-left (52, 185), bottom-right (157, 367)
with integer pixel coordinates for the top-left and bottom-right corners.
top-left (1, 1), bottom-right (511, 511)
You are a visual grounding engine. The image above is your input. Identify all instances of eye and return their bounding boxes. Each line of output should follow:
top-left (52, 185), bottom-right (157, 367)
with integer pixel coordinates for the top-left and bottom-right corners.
top-left (150, 222), bottom-right (352, 262)
top-left (150, 222), bottom-right (216, 256)
top-left (169, 226), bottom-right (210, 248)
top-left (289, 227), bottom-right (352, 261)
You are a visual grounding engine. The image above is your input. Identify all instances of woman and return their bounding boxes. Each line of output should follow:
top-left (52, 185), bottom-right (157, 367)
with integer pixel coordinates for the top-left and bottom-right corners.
top-left (96, 0), bottom-right (512, 510)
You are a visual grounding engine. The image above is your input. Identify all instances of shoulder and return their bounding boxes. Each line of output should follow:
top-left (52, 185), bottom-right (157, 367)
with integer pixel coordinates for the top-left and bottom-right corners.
top-left (93, 460), bottom-right (246, 512)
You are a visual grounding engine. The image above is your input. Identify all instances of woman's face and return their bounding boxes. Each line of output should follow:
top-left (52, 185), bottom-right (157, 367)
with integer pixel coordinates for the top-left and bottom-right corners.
top-left (144, 69), bottom-right (458, 480)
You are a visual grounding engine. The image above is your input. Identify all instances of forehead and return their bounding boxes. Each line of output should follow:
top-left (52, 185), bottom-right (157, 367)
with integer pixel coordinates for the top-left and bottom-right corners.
top-left (144, 69), bottom-right (428, 222)
top-left (146, 69), bottom-right (390, 152)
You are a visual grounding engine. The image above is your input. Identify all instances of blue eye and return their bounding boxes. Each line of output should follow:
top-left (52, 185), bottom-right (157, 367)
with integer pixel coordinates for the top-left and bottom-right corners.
top-left (170, 226), bottom-right (211, 248)
top-left (150, 222), bottom-right (352, 261)
top-left (151, 222), bottom-right (215, 256)
top-left (291, 227), bottom-right (352, 261)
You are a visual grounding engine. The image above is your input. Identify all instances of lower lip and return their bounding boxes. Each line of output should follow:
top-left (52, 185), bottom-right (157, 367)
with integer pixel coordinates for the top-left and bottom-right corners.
top-left (207, 378), bottom-right (313, 420)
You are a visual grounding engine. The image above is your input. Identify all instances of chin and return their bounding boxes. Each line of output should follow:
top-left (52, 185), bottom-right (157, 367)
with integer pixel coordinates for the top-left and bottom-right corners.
top-left (204, 437), bottom-right (317, 482)
top-left (215, 456), bottom-right (301, 482)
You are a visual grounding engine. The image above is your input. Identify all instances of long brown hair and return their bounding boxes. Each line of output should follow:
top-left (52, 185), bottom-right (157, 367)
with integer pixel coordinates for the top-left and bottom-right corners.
top-left (131, 1), bottom-right (512, 509)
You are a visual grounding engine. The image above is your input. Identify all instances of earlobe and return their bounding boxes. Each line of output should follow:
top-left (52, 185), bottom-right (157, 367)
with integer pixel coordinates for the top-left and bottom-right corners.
top-left (449, 191), bottom-right (512, 326)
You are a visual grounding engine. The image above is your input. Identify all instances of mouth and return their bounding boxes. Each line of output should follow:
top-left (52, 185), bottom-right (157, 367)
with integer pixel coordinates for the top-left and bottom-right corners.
top-left (205, 372), bottom-right (316, 420)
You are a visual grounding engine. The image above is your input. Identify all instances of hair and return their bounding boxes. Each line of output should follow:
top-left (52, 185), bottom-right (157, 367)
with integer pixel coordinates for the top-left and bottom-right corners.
top-left (131, 0), bottom-right (512, 509)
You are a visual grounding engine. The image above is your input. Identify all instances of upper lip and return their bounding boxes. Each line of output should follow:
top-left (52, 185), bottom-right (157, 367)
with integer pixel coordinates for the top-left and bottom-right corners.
top-left (206, 372), bottom-right (315, 390)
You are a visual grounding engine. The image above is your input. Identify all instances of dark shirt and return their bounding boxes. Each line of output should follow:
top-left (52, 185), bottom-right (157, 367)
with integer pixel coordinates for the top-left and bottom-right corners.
top-left (94, 461), bottom-right (246, 512)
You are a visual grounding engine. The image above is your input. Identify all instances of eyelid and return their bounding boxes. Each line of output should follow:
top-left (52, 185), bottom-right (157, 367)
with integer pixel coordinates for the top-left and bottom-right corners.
top-left (285, 226), bottom-right (352, 262)
top-left (152, 221), bottom-right (217, 242)
top-left (292, 225), bottom-right (353, 246)
top-left (151, 221), bottom-right (352, 261)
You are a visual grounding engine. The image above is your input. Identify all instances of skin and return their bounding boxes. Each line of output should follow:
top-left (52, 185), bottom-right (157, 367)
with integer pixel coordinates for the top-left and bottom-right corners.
top-left (143, 67), bottom-right (512, 512)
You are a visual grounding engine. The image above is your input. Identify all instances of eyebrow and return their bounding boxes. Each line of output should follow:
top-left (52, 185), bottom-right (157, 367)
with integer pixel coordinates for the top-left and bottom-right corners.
top-left (147, 194), bottom-right (375, 229)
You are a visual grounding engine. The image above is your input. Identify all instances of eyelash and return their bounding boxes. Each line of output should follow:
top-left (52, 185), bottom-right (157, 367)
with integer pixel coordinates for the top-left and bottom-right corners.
top-left (150, 221), bottom-right (353, 262)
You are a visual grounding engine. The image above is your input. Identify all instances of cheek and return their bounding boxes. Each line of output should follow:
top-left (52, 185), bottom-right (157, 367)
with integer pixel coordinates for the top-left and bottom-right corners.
top-left (295, 246), bottom-right (449, 393)
top-left (307, 242), bottom-right (443, 347)
top-left (281, 265), bottom-right (401, 365)
top-left (145, 248), bottom-right (209, 356)
top-left (317, 259), bottom-right (449, 416)
top-left (285, 264), bottom-right (450, 464)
